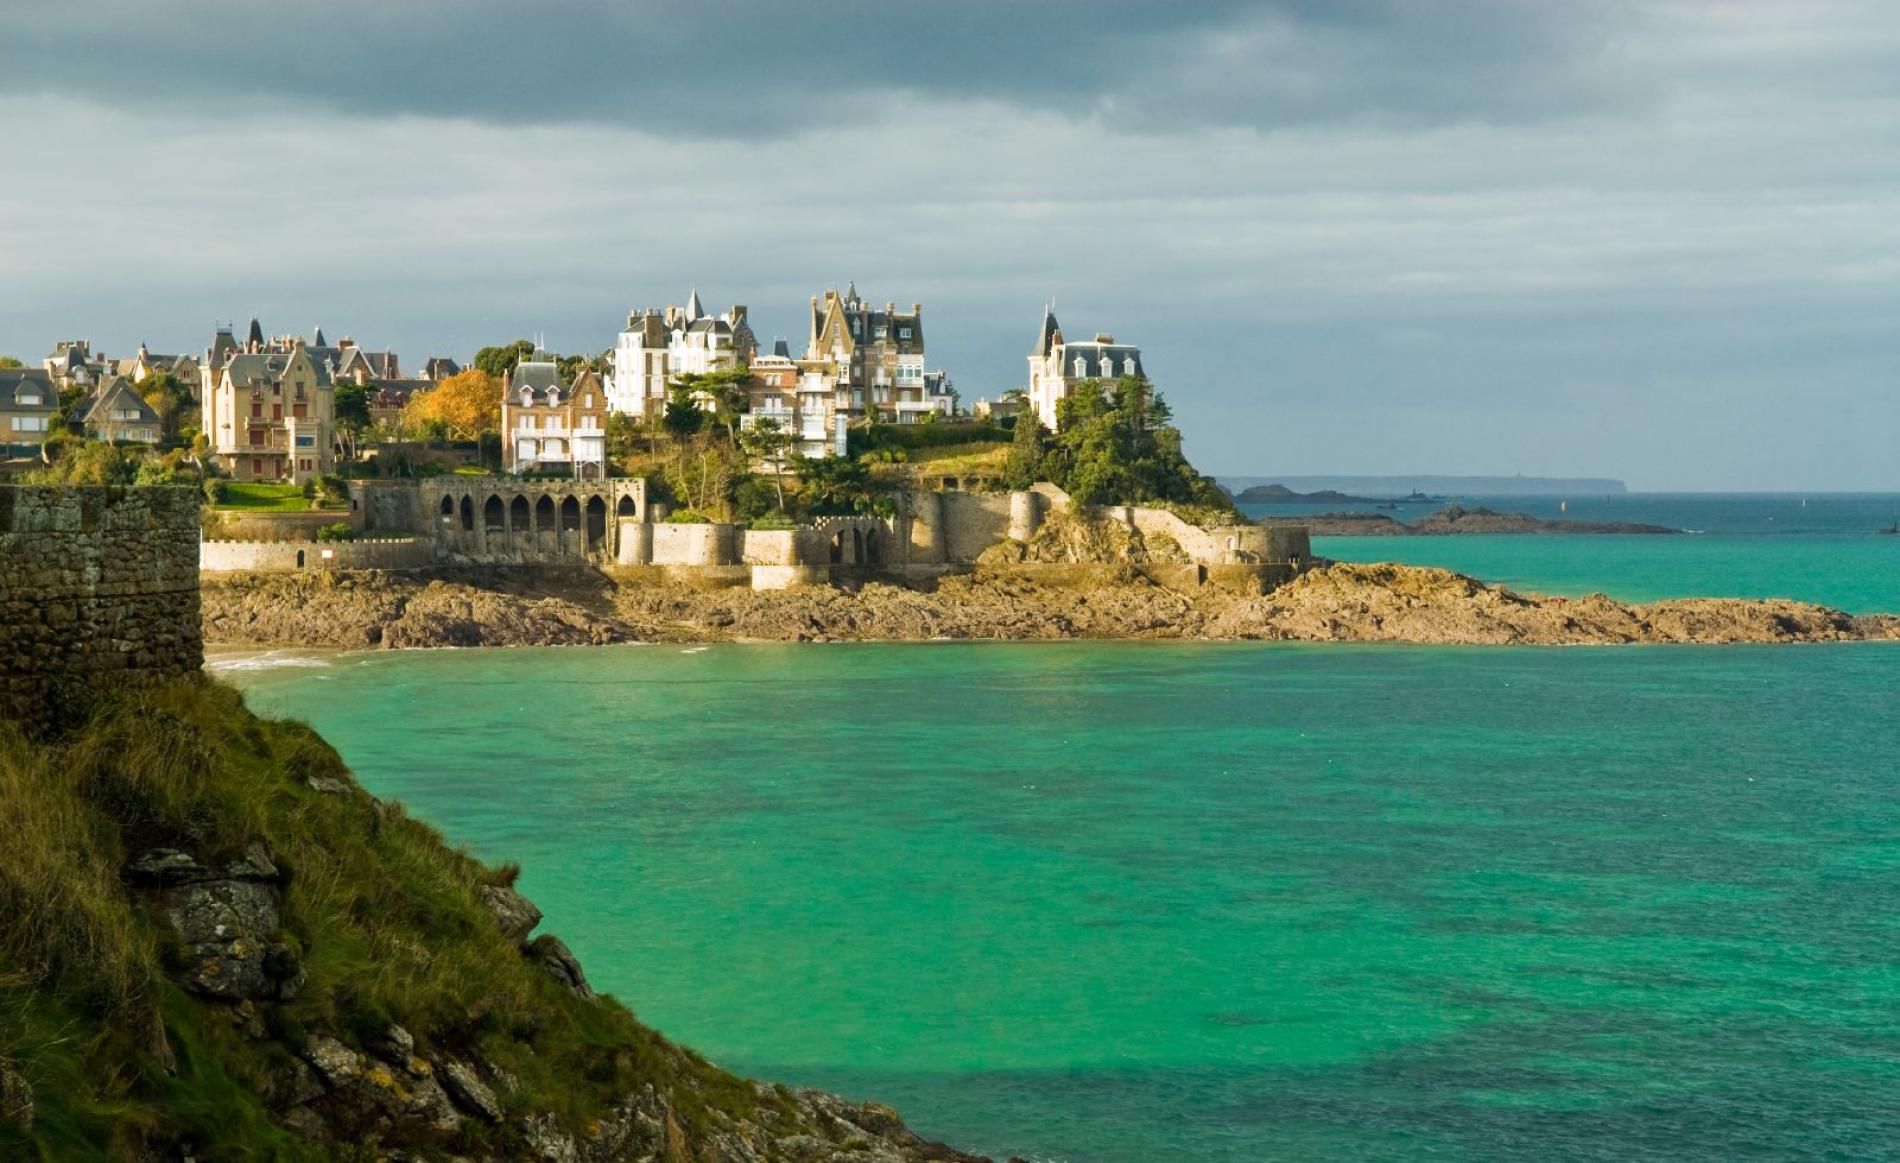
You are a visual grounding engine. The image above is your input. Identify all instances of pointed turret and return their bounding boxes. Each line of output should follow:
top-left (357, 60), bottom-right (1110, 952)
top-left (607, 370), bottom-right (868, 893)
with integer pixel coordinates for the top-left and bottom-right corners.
top-left (245, 316), bottom-right (264, 351)
top-left (685, 288), bottom-right (704, 321)
top-left (313, 326), bottom-right (326, 347)
top-left (1031, 304), bottom-right (1061, 357)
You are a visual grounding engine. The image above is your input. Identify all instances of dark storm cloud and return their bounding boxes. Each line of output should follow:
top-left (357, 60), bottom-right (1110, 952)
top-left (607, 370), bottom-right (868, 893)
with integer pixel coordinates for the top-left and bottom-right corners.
top-left (0, 0), bottom-right (1642, 135)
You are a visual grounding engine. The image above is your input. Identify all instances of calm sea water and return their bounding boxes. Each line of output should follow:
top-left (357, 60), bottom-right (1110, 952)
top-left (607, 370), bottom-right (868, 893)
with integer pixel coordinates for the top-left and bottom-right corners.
top-left (1239, 493), bottom-right (1900, 613)
top-left (226, 639), bottom-right (1900, 1163)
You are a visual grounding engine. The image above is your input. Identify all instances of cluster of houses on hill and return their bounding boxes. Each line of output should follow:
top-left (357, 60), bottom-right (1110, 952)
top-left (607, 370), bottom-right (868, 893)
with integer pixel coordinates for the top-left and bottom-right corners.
top-left (2, 287), bottom-right (1141, 483)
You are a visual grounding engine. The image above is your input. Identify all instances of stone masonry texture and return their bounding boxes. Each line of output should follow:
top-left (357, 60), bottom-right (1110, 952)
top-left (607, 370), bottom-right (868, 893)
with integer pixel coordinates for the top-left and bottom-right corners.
top-left (0, 486), bottom-right (203, 731)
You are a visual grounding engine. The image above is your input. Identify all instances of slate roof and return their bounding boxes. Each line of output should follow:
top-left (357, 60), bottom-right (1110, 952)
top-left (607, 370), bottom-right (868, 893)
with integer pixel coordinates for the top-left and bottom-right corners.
top-left (220, 348), bottom-right (330, 390)
top-left (83, 377), bottom-right (161, 427)
top-left (507, 360), bottom-right (566, 403)
top-left (369, 379), bottom-right (430, 408)
top-left (1031, 306), bottom-right (1061, 357)
top-left (0, 368), bottom-right (57, 413)
top-left (1054, 340), bottom-right (1143, 380)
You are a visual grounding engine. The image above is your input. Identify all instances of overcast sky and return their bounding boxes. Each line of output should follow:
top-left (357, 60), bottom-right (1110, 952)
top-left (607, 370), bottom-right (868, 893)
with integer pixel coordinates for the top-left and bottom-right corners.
top-left (2, 0), bottom-right (1895, 488)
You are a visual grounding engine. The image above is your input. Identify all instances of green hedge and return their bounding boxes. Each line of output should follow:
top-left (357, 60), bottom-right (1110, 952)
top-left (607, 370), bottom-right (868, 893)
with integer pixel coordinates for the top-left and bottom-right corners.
top-left (848, 421), bottom-right (1005, 456)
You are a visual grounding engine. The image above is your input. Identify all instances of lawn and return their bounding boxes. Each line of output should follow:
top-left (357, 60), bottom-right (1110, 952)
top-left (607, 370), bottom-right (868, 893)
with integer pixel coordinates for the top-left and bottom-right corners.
top-left (213, 483), bottom-right (315, 511)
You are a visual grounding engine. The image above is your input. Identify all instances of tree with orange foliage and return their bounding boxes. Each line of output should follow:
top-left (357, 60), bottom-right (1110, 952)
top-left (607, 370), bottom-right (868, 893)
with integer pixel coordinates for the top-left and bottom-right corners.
top-left (403, 369), bottom-right (500, 442)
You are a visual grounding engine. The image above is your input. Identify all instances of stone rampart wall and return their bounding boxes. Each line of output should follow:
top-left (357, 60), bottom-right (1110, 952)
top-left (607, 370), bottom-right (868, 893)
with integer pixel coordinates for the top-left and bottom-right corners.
top-left (199, 538), bottom-right (432, 573)
top-left (355, 480), bottom-right (425, 535)
top-left (934, 492), bottom-right (1015, 563)
top-left (649, 522), bottom-right (738, 567)
top-left (0, 485), bottom-right (203, 731)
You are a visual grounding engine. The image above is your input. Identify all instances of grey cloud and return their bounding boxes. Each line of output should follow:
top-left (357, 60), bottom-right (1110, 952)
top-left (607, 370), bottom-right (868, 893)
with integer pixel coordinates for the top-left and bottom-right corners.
top-left (2, 3), bottom-right (1898, 488)
top-left (0, 0), bottom-right (1663, 135)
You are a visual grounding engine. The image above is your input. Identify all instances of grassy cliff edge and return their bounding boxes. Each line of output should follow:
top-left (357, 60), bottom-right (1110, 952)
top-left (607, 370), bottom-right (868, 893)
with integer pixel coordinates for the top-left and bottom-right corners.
top-left (0, 678), bottom-right (993, 1162)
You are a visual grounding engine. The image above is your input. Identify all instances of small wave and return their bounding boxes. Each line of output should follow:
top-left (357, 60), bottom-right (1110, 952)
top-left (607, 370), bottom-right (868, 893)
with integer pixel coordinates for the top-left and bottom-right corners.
top-left (205, 651), bottom-right (334, 673)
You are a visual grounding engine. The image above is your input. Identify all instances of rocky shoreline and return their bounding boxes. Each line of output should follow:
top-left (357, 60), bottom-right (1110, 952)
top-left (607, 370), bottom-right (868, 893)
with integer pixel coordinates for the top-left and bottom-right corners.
top-left (201, 563), bottom-right (1900, 649)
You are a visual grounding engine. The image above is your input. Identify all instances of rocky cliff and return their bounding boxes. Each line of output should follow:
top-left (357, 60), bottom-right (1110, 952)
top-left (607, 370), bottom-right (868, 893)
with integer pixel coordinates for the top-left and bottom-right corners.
top-left (201, 563), bottom-right (1899, 649)
top-left (0, 679), bottom-right (1002, 1162)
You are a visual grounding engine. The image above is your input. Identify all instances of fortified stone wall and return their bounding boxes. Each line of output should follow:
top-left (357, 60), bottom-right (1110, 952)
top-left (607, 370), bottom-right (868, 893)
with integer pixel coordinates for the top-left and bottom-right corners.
top-left (355, 480), bottom-right (425, 535)
top-left (199, 538), bottom-right (433, 573)
top-left (932, 492), bottom-right (1016, 563)
top-left (418, 477), bottom-right (644, 564)
top-left (0, 485), bottom-right (203, 731)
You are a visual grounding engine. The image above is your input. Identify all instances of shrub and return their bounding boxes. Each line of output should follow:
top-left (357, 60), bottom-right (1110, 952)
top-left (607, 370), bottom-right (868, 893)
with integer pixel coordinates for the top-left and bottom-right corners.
top-left (134, 461), bottom-right (180, 487)
top-left (664, 509), bottom-right (712, 524)
top-left (315, 522), bottom-right (354, 543)
top-left (730, 475), bottom-right (780, 522)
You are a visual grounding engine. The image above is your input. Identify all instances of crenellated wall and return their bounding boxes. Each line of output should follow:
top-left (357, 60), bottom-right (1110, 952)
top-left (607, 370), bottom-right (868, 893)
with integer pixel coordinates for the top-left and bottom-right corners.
top-left (0, 486), bottom-right (203, 731)
top-left (199, 538), bottom-right (433, 572)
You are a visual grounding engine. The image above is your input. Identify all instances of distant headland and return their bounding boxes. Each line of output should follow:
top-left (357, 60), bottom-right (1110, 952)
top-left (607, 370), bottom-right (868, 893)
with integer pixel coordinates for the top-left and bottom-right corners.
top-left (1225, 475), bottom-right (1629, 497)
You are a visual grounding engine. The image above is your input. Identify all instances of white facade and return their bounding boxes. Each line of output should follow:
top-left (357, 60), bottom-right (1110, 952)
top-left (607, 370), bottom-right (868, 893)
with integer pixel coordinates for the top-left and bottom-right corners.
top-left (1026, 306), bottom-right (1144, 431)
top-left (608, 289), bottom-right (756, 418)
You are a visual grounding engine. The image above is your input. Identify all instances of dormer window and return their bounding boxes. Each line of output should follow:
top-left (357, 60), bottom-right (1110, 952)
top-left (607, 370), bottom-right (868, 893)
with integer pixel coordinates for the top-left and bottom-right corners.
top-left (520, 388), bottom-right (534, 406)
top-left (1073, 357), bottom-right (1087, 377)
top-left (19, 392), bottom-right (41, 406)
top-left (548, 389), bottom-right (561, 407)
top-left (899, 327), bottom-right (911, 339)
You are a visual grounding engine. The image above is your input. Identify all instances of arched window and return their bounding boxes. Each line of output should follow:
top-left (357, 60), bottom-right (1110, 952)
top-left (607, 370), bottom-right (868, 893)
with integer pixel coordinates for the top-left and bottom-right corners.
top-left (483, 495), bottom-right (505, 531)
top-left (460, 495), bottom-right (475, 531)
top-left (616, 494), bottom-right (635, 517)
top-left (560, 495), bottom-right (581, 531)
top-left (535, 495), bottom-right (555, 528)
top-left (439, 495), bottom-right (455, 518)
top-left (510, 495), bottom-right (530, 529)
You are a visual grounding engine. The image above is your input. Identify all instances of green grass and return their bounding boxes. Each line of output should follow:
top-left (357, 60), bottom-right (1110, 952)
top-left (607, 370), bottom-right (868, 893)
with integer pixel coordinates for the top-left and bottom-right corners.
top-left (0, 679), bottom-right (786, 1160)
top-left (212, 484), bottom-right (309, 512)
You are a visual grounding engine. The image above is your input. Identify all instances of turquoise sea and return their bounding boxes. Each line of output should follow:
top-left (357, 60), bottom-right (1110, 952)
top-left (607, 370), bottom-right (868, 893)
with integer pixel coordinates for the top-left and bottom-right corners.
top-left (222, 496), bottom-right (1900, 1160)
top-left (227, 636), bottom-right (1900, 1162)
top-left (1240, 493), bottom-right (1900, 613)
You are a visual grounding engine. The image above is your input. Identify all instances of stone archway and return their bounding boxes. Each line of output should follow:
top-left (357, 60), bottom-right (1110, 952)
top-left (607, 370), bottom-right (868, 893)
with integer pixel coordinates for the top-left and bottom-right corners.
top-left (460, 495), bottom-right (475, 531)
top-left (510, 495), bottom-right (531, 534)
top-left (616, 494), bottom-right (635, 518)
top-left (585, 496), bottom-right (607, 548)
top-left (560, 495), bottom-right (581, 531)
top-left (483, 495), bottom-right (505, 531)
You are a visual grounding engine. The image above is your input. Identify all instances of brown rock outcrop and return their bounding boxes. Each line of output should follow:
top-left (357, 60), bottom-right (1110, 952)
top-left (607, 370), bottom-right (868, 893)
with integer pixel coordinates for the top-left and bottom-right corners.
top-left (202, 563), bottom-right (1900, 650)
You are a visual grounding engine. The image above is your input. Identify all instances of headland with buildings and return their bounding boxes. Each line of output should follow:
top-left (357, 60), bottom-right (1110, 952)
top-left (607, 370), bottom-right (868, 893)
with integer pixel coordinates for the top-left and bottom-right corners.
top-left (5, 285), bottom-right (1896, 653)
